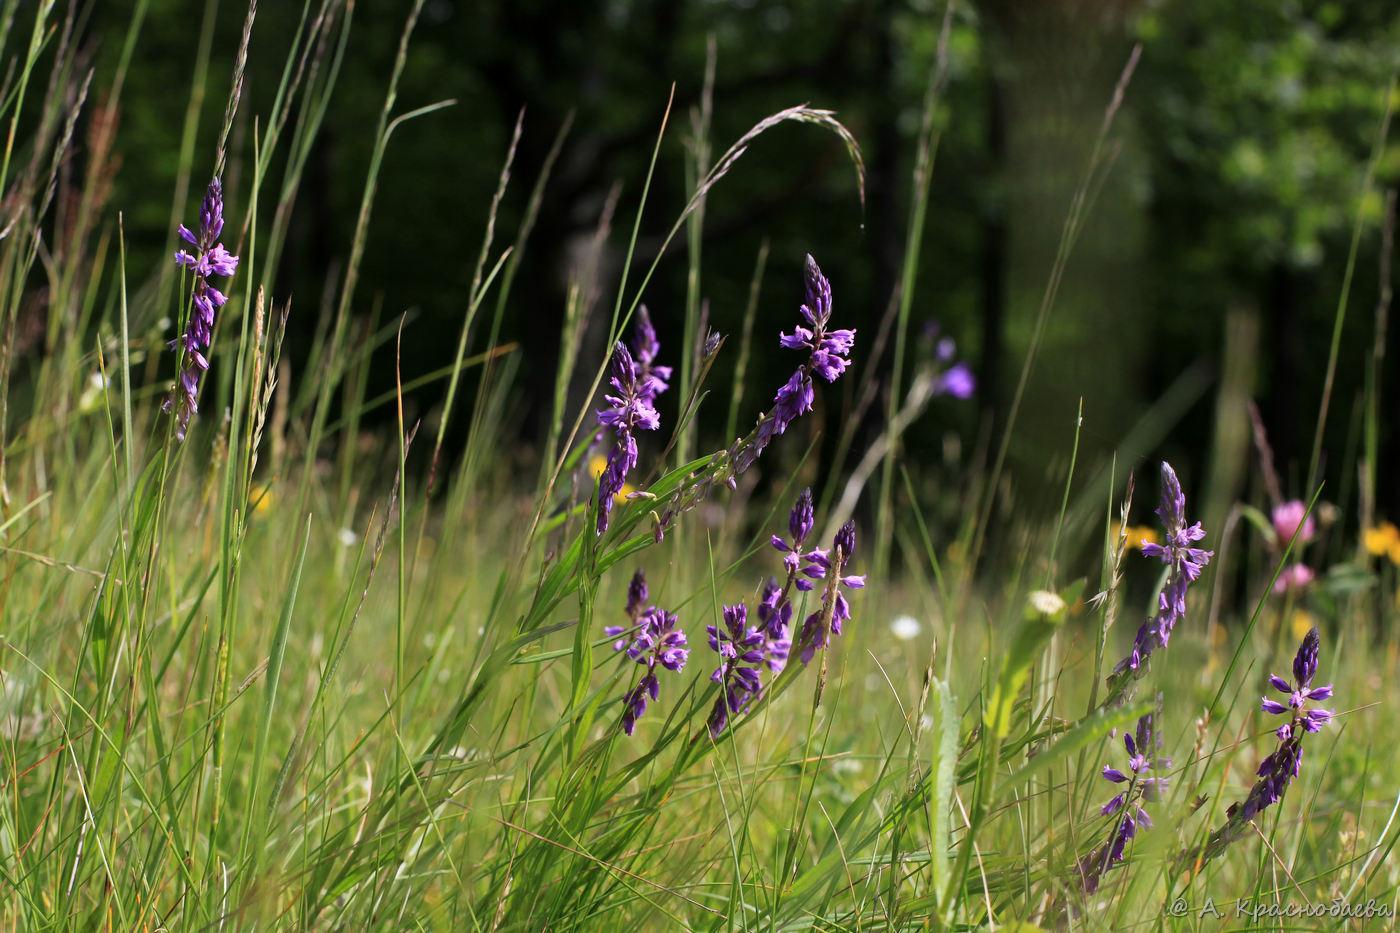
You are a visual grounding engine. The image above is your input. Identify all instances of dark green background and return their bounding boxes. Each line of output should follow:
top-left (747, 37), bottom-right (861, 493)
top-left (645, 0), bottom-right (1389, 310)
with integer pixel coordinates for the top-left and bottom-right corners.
top-left (81, 0), bottom-right (1400, 521)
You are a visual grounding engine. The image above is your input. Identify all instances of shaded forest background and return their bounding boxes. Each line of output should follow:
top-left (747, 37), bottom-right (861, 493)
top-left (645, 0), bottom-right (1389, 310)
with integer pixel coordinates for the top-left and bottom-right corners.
top-left (69, 0), bottom-right (1400, 531)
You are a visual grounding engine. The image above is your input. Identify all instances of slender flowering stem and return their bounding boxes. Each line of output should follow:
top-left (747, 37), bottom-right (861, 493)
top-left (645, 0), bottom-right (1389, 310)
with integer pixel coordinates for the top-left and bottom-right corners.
top-left (164, 177), bottom-right (239, 441)
top-left (1104, 462), bottom-right (1212, 705)
top-left (1193, 627), bottom-right (1335, 862)
top-left (596, 341), bottom-right (661, 534)
top-left (603, 569), bottom-right (690, 735)
top-left (759, 487), bottom-right (819, 635)
top-left (797, 520), bottom-right (865, 666)
top-left (1077, 702), bottom-right (1169, 893)
top-left (652, 256), bottom-right (855, 541)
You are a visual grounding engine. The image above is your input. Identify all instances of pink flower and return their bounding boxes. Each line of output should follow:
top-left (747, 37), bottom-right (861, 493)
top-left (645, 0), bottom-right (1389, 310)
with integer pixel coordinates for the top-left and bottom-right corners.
top-left (1272, 562), bottom-right (1314, 595)
top-left (1272, 500), bottom-right (1315, 548)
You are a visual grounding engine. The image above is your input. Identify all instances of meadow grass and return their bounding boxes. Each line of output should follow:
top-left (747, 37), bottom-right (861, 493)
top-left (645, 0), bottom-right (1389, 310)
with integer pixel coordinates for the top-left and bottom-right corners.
top-left (1, 2), bottom-right (1398, 930)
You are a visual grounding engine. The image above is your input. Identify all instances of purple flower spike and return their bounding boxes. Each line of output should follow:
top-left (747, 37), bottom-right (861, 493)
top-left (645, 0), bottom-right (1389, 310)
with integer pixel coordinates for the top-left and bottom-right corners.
top-left (755, 577), bottom-right (793, 638)
top-left (617, 607), bottom-right (689, 736)
top-left (706, 603), bottom-right (770, 737)
top-left (631, 305), bottom-right (672, 403)
top-left (607, 568), bottom-right (652, 652)
top-left (771, 487), bottom-right (820, 580)
top-left (1263, 626), bottom-right (1334, 729)
top-left (1199, 627), bottom-right (1337, 861)
top-left (1108, 462), bottom-right (1213, 701)
top-left (797, 521), bottom-right (865, 665)
top-left (164, 177), bottom-right (239, 441)
top-left (1079, 704), bottom-right (1168, 893)
top-left (596, 341), bottom-right (662, 534)
top-left (738, 256), bottom-right (855, 467)
top-left (789, 487), bottom-right (815, 546)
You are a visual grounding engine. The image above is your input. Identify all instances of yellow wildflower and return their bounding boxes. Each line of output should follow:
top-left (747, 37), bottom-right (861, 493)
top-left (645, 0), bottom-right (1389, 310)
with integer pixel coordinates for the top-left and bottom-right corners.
top-left (250, 483), bottom-right (274, 517)
top-left (1363, 521), bottom-right (1400, 565)
top-left (589, 454), bottom-right (635, 502)
top-left (1290, 608), bottom-right (1316, 643)
top-left (1111, 523), bottom-right (1159, 551)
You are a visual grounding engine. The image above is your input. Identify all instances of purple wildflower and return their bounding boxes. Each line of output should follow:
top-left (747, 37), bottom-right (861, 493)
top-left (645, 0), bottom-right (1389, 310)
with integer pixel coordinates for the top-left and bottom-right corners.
top-left (1079, 705), bottom-right (1169, 893)
top-left (1198, 628), bottom-right (1335, 860)
top-left (706, 604), bottom-right (767, 737)
top-left (596, 341), bottom-right (661, 535)
top-left (1108, 462), bottom-right (1213, 699)
top-left (164, 177), bottom-right (239, 441)
top-left (936, 362), bottom-right (976, 399)
top-left (749, 255), bottom-right (855, 457)
top-left (650, 257), bottom-right (854, 543)
top-left (1260, 626), bottom-right (1334, 733)
top-left (920, 322), bottom-right (976, 399)
top-left (797, 521), bottom-right (866, 665)
top-left (630, 305), bottom-right (672, 404)
top-left (755, 576), bottom-right (793, 639)
top-left (770, 487), bottom-right (817, 582)
top-left (617, 606), bottom-right (689, 736)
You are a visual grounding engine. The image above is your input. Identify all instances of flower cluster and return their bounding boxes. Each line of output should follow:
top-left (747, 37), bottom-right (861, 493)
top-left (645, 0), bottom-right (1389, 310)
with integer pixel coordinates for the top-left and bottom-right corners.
top-left (796, 520), bottom-right (866, 665)
top-left (596, 341), bottom-right (662, 535)
top-left (1199, 627), bottom-right (1335, 859)
top-left (629, 305), bottom-right (672, 404)
top-left (593, 310), bottom-right (672, 534)
top-left (1079, 706), bottom-right (1169, 894)
top-left (1108, 462), bottom-right (1213, 699)
top-left (735, 255), bottom-right (855, 473)
top-left (164, 177), bottom-right (239, 441)
top-left (706, 604), bottom-right (783, 737)
top-left (607, 569), bottom-right (690, 735)
top-left (651, 256), bottom-right (856, 540)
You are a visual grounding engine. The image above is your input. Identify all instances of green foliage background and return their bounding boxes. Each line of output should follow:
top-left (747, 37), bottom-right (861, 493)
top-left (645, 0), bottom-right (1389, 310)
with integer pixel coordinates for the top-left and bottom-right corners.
top-left (72, 0), bottom-right (1399, 525)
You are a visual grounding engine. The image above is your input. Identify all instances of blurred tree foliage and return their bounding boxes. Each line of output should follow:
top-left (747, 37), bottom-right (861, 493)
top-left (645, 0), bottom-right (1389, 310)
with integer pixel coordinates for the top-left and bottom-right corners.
top-left (76, 0), bottom-right (1400, 516)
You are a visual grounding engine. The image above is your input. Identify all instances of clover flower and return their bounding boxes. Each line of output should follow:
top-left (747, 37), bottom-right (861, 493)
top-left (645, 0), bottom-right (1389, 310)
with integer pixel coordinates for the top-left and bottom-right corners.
top-left (1272, 562), bottom-right (1315, 595)
top-left (797, 521), bottom-right (866, 665)
top-left (1079, 706), bottom-right (1169, 893)
top-left (616, 605), bottom-right (689, 736)
top-left (1197, 627), bottom-right (1335, 860)
top-left (1272, 500), bottom-right (1316, 547)
top-left (164, 177), bottom-right (239, 441)
top-left (596, 341), bottom-right (661, 534)
top-left (1108, 462), bottom-right (1213, 698)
